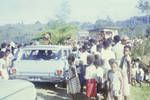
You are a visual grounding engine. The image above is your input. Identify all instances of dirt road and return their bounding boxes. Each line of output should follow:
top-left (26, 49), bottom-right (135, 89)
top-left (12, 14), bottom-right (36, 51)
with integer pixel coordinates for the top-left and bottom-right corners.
top-left (35, 83), bottom-right (86, 100)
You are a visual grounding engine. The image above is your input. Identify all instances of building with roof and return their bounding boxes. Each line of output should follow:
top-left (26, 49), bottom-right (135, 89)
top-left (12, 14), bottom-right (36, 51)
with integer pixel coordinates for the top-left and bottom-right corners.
top-left (89, 27), bottom-right (119, 41)
top-left (77, 30), bottom-right (89, 43)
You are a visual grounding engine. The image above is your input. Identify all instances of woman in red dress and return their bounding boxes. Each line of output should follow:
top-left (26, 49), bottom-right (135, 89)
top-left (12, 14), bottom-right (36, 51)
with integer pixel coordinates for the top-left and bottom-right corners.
top-left (85, 55), bottom-right (97, 100)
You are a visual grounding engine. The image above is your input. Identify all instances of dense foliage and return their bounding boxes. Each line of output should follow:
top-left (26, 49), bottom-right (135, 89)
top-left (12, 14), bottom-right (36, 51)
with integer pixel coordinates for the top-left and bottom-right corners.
top-left (131, 37), bottom-right (150, 64)
top-left (38, 21), bottom-right (78, 44)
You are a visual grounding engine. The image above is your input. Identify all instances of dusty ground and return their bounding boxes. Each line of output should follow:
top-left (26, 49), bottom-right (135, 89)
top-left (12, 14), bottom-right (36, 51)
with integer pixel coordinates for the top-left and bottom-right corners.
top-left (35, 83), bottom-right (86, 100)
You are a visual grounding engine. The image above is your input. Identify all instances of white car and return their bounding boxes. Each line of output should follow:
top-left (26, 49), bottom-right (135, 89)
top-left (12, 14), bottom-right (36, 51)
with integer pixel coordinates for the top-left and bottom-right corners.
top-left (0, 79), bottom-right (36, 100)
top-left (10, 45), bottom-right (72, 85)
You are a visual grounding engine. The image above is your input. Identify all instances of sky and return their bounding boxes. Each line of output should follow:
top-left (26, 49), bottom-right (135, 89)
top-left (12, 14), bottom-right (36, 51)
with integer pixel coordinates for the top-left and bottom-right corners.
top-left (0, 0), bottom-right (141, 25)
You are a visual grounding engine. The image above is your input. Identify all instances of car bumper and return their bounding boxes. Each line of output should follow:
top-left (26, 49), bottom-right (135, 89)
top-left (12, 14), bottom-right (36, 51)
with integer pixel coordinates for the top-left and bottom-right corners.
top-left (10, 75), bottom-right (65, 83)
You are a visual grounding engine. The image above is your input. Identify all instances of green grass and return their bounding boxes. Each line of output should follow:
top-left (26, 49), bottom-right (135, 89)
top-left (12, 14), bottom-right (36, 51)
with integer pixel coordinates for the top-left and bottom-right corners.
top-left (131, 86), bottom-right (150, 100)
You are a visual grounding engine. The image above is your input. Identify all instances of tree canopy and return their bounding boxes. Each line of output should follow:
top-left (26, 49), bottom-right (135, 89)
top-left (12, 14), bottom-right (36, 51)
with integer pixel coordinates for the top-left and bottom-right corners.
top-left (137, 0), bottom-right (150, 15)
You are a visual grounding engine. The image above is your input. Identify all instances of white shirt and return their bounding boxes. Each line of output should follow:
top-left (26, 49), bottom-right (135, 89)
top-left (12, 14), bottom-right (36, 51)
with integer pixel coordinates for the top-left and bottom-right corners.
top-left (6, 53), bottom-right (14, 67)
top-left (91, 45), bottom-right (97, 54)
top-left (85, 65), bottom-right (97, 79)
top-left (1, 48), bottom-right (6, 52)
top-left (95, 51), bottom-right (101, 58)
top-left (80, 51), bottom-right (89, 65)
top-left (131, 67), bottom-right (137, 78)
top-left (112, 42), bottom-right (124, 63)
top-left (0, 59), bottom-right (5, 71)
top-left (96, 67), bottom-right (104, 82)
top-left (101, 47), bottom-right (115, 70)
top-left (108, 70), bottom-right (122, 91)
top-left (0, 59), bottom-right (9, 80)
top-left (139, 68), bottom-right (144, 80)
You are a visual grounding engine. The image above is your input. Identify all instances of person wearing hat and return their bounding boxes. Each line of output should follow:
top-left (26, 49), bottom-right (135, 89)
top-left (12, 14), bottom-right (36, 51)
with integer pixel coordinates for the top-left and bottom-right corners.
top-left (0, 51), bottom-right (9, 80)
top-left (40, 32), bottom-right (52, 45)
top-left (121, 36), bottom-right (130, 46)
top-left (108, 58), bottom-right (123, 100)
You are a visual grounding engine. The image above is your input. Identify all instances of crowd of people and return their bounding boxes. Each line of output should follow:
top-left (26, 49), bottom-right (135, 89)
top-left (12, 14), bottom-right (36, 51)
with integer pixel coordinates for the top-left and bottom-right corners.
top-left (0, 41), bottom-right (20, 80)
top-left (0, 34), bottom-right (150, 100)
top-left (0, 39), bottom-right (48, 80)
top-left (66, 35), bottom-right (150, 100)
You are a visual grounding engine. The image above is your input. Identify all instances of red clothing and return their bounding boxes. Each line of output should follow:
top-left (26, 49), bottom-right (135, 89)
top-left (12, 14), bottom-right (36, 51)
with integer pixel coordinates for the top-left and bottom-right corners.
top-left (86, 79), bottom-right (97, 97)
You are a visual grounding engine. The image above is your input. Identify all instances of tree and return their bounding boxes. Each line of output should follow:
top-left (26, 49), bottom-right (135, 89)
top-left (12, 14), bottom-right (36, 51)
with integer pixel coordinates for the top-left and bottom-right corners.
top-left (137, 0), bottom-right (150, 25)
top-left (94, 17), bottom-right (115, 28)
top-left (137, 0), bottom-right (150, 38)
top-left (36, 20), bottom-right (79, 44)
top-left (146, 26), bottom-right (150, 37)
top-left (80, 22), bottom-right (94, 30)
top-left (55, 0), bottom-right (70, 22)
top-left (137, 0), bottom-right (150, 15)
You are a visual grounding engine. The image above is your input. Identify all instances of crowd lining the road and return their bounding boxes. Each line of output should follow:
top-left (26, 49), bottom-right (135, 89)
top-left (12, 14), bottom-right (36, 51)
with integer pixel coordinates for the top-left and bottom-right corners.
top-left (0, 35), bottom-right (150, 100)
top-left (65, 35), bottom-right (150, 100)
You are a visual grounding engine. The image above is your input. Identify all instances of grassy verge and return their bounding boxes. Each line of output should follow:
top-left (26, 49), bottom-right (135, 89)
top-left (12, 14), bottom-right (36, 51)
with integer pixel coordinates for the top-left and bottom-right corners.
top-left (131, 85), bottom-right (150, 100)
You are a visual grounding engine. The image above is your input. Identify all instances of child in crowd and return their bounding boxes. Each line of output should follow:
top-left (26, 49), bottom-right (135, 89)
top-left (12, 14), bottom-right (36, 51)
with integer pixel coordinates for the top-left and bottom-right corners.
top-left (94, 55), bottom-right (105, 100)
top-left (66, 54), bottom-right (81, 100)
top-left (77, 60), bottom-right (86, 93)
top-left (108, 58), bottom-right (123, 100)
top-left (85, 55), bottom-right (97, 100)
top-left (131, 60), bottom-right (138, 86)
top-left (145, 68), bottom-right (150, 86)
top-left (136, 64), bottom-right (144, 87)
top-left (120, 45), bottom-right (132, 100)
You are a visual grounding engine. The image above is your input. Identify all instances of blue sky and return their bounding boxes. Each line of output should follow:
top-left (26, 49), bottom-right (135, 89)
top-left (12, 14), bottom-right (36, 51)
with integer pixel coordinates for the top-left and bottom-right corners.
top-left (0, 0), bottom-right (140, 25)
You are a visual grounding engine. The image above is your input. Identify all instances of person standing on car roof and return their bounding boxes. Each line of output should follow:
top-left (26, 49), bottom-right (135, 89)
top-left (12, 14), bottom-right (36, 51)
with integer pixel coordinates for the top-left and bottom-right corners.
top-left (40, 32), bottom-right (52, 45)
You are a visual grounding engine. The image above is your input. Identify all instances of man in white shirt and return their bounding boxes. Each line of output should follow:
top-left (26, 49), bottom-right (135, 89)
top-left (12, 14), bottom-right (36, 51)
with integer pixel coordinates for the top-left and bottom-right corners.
top-left (91, 41), bottom-right (97, 54)
top-left (78, 45), bottom-right (90, 93)
top-left (79, 45), bottom-right (89, 66)
top-left (101, 40), bottom-right (115, 71)
top-left (112, 35), bottom-right (124, 65)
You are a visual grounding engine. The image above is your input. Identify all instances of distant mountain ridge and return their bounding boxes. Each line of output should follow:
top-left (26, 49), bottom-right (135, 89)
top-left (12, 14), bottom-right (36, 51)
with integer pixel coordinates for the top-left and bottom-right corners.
top-left (116, 16), bottom-right (150, 27)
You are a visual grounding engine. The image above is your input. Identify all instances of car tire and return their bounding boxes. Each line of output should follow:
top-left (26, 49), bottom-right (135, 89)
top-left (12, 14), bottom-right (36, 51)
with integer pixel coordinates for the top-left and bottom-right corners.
top-left (61, 81), bottom-right (66, 88)
top-left (50, 83), bottom-right (56, 88)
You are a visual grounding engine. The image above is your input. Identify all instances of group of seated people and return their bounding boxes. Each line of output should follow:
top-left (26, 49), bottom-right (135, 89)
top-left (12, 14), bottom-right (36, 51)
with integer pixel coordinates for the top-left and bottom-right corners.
top-left (22, 50), bottom-right (58, 60)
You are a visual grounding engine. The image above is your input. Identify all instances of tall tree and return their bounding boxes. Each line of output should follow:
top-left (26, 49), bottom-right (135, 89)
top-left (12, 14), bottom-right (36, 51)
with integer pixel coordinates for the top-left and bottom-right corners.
top-left (137, 0), bottom-right (150, 37)
top-left (137, 0), bottom-right (150, 15)
top-left (94, 17), bottom-right (115, 28)
top-left (55, 0), bottom-right (70, 22)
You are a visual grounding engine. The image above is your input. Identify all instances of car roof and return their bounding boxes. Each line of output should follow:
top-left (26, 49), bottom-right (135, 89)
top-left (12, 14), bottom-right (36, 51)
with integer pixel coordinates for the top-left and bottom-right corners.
top-left (22, 45), bottom-right (72, 51)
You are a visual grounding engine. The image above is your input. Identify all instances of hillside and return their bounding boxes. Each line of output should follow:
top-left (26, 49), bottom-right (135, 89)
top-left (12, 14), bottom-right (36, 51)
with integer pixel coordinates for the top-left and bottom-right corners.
top-left (0, 15), bottom-right (150, 43)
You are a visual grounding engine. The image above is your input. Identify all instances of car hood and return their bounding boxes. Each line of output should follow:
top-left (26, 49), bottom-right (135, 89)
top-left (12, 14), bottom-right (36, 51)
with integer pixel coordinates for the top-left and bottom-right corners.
top-left (0, 79), bottom-right (35, 99)
top-left (14, 60), bottom-right (66, 73)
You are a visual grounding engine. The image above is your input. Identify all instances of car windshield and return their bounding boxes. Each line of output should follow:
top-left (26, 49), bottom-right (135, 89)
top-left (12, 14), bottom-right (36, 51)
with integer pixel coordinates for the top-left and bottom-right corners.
top-left (21, 49), bottom-right (61, 60)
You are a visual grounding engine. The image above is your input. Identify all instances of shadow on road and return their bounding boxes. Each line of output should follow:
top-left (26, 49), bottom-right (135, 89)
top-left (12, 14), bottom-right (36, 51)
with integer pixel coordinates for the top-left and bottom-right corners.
top-left (34, 82), bottom-right (86, 100)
